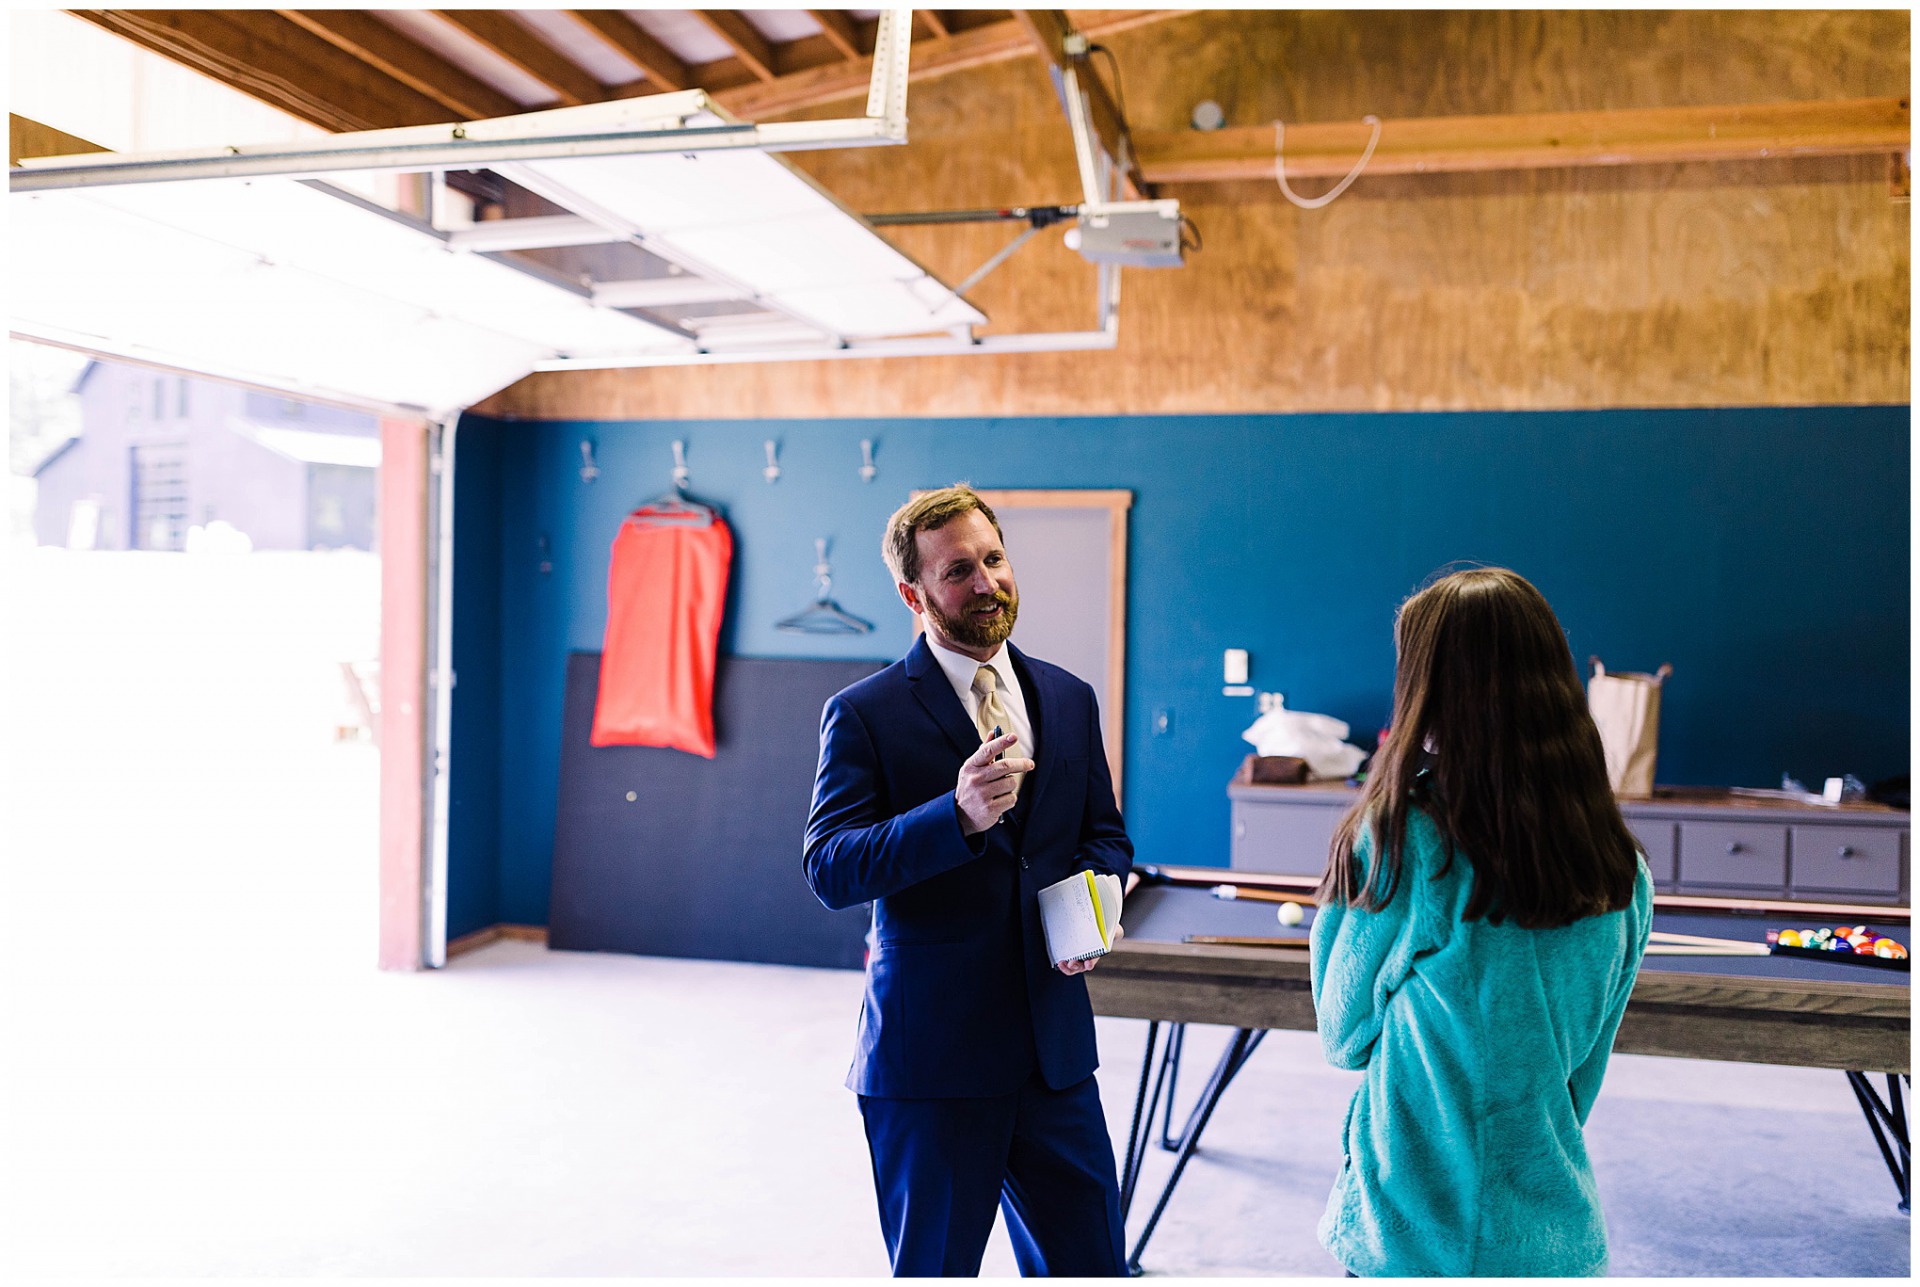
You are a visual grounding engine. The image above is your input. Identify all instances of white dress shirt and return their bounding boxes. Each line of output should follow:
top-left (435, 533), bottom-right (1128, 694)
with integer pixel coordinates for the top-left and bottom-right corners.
top-left (925, 633), bottom-right (1037, 762)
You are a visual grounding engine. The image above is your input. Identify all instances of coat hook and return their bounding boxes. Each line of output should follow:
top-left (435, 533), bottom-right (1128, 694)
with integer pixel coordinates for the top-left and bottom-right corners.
top-left (763, 439), bottom-right (781, 484)
top-left (579, 439), bottom-right (599, 483)
top-left (671, 439), bottom-right (690, 490)
top-left (859, 438), bottom-right (878, 483)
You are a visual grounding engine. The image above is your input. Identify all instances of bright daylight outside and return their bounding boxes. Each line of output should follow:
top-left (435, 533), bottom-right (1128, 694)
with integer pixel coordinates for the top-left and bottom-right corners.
top-left (6, 12), bottom-right (399, 1271)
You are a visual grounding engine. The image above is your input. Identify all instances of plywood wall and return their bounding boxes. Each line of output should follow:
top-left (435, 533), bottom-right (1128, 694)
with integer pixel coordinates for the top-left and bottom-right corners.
top-left (474, 9), bottom-right (1911, 420)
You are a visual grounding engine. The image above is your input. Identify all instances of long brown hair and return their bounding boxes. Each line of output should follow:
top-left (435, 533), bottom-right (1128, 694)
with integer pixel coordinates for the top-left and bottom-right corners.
top-left (1318, 567), bottom-right (1640, 928)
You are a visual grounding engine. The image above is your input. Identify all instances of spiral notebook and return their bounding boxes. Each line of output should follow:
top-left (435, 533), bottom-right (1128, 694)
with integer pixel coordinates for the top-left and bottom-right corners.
top-left (1038, 870), bottom-right (1125, 965)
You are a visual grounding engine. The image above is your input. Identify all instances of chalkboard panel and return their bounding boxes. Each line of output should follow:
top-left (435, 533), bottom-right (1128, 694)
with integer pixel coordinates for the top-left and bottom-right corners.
top-left (550, 652), bottom-right (885, 969)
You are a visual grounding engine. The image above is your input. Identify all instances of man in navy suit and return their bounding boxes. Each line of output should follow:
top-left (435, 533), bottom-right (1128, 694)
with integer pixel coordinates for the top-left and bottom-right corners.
top-left (804, 485), bottom-right (1132, 1277)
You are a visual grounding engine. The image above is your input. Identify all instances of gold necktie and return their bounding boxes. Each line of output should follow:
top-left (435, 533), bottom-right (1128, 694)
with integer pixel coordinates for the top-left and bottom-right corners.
top-left (973, 665), bottom-right (1025, 802)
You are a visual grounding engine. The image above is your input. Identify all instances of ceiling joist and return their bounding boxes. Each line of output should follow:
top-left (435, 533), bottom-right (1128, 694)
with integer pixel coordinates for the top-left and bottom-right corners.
top-left (807, 9), bottom-right (865, 63)
top-left (75, 9), bottom-right (452, 132)
top-left (431, 9), bottom-right (608, 107)
top-left (1136, 96), bottom-right (1913, 184)
top-left (566, 9), bottom-right (690, 93)
top-left (1012, 9), bottom-right (1151, 200)
top-left (715, 10), bottom-right (1180, 120)
top-left (275, 9), bottom-right (520, 120)
top-left (690, 10), bottom-right (780, 84)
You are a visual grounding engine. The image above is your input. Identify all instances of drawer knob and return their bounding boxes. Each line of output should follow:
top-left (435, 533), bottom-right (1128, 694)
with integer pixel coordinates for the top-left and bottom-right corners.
top-left (1839, 845), bottom-right (1856, 858)
top-left (1725, 842), bottom-right (1744, 854)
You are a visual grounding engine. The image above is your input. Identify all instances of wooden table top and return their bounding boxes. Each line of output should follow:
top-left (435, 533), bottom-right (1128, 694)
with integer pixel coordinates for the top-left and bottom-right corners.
top-left (1092, 884), bottom-right (1910, 1074)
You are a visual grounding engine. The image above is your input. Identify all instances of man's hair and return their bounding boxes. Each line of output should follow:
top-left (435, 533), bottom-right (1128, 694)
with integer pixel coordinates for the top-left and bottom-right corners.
top-left (882, 484), bottom-right (1003, 585)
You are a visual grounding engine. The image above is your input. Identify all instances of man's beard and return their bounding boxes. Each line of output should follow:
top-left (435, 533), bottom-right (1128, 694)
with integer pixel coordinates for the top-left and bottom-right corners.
top-left (926, 587), bottom-right (1019, 650)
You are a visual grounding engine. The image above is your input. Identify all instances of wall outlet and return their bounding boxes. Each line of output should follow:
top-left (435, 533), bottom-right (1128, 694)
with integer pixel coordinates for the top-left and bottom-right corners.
top-left (1258, 691), bottom-right (1285, 713)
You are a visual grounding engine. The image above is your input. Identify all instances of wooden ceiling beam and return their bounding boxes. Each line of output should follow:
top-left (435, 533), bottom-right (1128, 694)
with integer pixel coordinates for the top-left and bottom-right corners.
top-left (691, 11), bottom-right (779, 83)
top-left (275, 10), bottom-right (519, 120)
top-left (714, 8), bottom-right (1182, 120)
top-left (944, 10), bottom-right (1011, 35)
top-left (807, 9), bottom-right (865, 62)
top-left (12, 114), bottom-right (110, 166)
top-left (1135, 96), bottom-right (1914, 183)
top-left (432, 10), bottom-right (606, 107)
top-left (73, 9), bottom-right (448, 132)
top-left (917, 11), bottom-right (951, 40)
top-left (566, 10), bottom-right (690, 93)
top-left (1012, 10), bottom-right (1151, 199)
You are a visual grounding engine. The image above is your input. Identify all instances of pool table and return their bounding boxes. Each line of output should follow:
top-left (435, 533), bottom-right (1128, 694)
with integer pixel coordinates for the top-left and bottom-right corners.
top-left (1089, 871), bottom-right (1910, 1271)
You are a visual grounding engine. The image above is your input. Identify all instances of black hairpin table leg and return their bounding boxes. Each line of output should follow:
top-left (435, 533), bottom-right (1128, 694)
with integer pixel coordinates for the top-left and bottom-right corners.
top-left (1845, 1070), bottom-right (1910, 1213)
top-left (1119, 1020), bottom-right (1162, 1218)
top-left (1125, 1027), bottom-right (1267, 1274)
top-left (1157, 1022), bottom-right (1186, 1150)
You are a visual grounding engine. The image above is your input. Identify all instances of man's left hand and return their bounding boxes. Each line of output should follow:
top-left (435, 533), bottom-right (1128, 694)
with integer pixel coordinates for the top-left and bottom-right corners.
top-left (1057, 924), bottom-right (1124, 975)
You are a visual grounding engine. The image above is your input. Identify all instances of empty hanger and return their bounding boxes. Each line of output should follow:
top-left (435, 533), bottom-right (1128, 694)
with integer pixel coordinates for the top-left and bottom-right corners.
top-left (777, 539), bottom-right (874, 635)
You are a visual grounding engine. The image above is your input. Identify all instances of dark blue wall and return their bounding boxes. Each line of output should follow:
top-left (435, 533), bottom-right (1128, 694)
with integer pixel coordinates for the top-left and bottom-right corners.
top-left (448, 407), bottom-right (1910, 936)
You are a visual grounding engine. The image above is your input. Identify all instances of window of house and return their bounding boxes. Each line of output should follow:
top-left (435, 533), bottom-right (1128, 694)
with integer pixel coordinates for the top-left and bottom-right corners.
top-left (177, 377), bottom-right (189, 417)
top-left (152, 377), bottom-right (166, 420)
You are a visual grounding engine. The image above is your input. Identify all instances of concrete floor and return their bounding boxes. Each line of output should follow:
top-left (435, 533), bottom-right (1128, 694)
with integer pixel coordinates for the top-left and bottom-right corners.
top-left (5, 552), bottom-right (1912, 1277)
top-left (6, 929), bottom-right (1911, 1278)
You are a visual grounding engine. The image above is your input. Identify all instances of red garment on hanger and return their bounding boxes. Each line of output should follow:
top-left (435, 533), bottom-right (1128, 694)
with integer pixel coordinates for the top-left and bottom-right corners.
top-left (590, 511), bottom-right (733, 757)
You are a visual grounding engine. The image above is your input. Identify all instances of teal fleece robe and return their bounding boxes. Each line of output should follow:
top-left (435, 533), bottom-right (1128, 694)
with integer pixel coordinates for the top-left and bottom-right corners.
top-left (1310, 808), bottom-right (1652, 1277)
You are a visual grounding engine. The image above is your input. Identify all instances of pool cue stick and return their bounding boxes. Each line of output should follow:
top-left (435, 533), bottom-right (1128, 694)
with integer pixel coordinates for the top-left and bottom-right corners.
top-left (1183, 935), bottom-right (1311, 949)
top-left (1140, 866), bottom-right (1907, 922)
top-left (1652, 892), bottom-right (1909, 920)
top-left (1209, 884), bottom-right (1319, 908)
top-left (1650, 929), bottom-right (1769, 949)
top-left (1184, 936), bottom-right (1765, 956)
top-left (1644, 943), bottom-right (1772, 956)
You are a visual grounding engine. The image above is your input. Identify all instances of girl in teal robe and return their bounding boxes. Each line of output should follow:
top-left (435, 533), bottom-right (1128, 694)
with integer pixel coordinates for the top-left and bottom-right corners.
top-left (1310, 567), bottom-right (1653, 1277)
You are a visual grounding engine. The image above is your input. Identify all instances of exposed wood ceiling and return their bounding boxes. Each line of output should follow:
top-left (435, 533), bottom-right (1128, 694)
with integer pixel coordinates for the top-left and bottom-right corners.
top-left (70, 9), bottom-right (1180, 133)
top-left (52, 9), bottom-right (1908, 191)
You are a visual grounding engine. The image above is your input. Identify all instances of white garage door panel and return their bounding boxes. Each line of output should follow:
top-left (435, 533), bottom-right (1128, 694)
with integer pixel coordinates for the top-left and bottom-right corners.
top-left (72, 178), bottom-right (690, 358)
top-left (12, 190), bottom-right (558, 412)
top-left (10, 89), bottom-right (989, 406)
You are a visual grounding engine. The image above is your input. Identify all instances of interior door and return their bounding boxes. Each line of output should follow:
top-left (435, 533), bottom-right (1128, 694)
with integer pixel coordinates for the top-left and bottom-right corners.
top-left (976, 490), bottom-right (1131, 804)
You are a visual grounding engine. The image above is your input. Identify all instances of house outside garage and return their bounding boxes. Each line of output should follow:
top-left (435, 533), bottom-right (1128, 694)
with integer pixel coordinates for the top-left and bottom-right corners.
top-left (32, 359), bottom-right (379, 552)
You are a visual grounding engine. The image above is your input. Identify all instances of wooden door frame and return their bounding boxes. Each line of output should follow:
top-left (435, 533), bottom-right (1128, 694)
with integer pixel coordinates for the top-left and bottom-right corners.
top-left (378, 415), bottom-right (431, 970)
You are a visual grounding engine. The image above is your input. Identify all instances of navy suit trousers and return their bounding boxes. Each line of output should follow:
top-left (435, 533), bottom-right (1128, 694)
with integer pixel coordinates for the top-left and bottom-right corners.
top-left (858, 1070), bottom-right (1126, 1278)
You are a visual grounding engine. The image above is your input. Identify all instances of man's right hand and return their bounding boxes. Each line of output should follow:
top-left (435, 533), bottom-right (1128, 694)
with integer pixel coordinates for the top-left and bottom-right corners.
top-left (955, 733), bottom-right (1034, 835)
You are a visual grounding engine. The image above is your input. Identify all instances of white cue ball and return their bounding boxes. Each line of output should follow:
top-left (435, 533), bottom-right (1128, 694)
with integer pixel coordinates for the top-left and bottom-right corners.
top-left (1277, 901), bottom-right (1305, 927)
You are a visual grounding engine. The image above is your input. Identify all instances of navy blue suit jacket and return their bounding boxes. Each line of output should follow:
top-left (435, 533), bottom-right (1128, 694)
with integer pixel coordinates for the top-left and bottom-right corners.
top-left (803, 636), bottom-right (1132, 1098)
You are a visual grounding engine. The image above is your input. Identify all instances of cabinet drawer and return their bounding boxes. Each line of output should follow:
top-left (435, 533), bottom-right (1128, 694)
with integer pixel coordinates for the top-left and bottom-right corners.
top-left (1625, 818), bottom-right (1677, 886)
top-left (1791, 826), bottom-right (1904, 896)
top-left (1678, 821), bottom-right (1787, 890)
top-left (1232, 803), bottom-right (1343, 876)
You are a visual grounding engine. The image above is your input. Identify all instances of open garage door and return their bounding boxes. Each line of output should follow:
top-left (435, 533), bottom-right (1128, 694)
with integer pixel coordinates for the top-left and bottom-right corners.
top-left (7, 11), bottom-right (971, 969)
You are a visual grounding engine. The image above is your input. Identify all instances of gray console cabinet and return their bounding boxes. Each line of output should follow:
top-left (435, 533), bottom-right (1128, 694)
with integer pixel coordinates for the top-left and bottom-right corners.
top-left (1228, 782), bottom-right (1910, 905)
